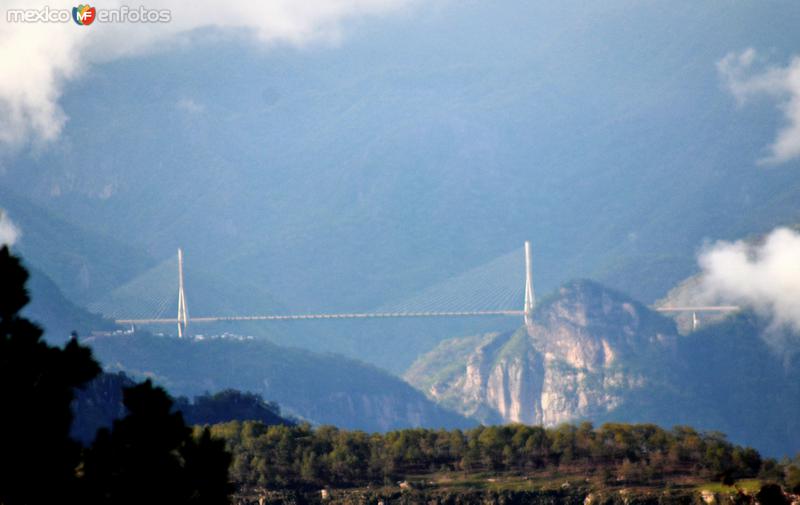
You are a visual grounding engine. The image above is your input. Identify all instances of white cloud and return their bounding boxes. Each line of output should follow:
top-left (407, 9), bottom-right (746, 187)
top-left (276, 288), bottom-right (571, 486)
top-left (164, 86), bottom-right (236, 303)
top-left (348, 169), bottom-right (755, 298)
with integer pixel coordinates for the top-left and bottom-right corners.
top-left (0, 210), bottom-right (20, 246)
top-left (718, 49), bottom-right (800, 164)
top-left (698, 228), bottom-right (800, 342)
top-left (0, 0), bottom-right (414, 146)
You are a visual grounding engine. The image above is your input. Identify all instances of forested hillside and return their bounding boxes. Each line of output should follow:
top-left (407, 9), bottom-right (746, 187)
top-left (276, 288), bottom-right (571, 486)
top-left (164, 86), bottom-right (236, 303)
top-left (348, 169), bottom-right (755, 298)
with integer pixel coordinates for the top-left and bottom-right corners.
top-left (203, 420), bottom-right (800, 505)
top-left (212, 422), bottom-right (765, 490)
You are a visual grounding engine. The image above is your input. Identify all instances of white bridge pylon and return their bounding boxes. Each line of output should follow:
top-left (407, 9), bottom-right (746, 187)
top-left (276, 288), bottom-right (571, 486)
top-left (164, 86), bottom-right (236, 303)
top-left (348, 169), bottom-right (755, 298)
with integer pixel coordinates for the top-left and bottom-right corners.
top-left (523, 240), bottom-right (535, 327)
top-left (176, 248), bottom-right (189, 338)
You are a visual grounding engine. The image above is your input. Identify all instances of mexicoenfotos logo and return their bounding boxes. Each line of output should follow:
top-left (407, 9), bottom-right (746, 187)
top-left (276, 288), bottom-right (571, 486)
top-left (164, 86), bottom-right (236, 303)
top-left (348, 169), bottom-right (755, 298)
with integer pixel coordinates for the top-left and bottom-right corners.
top-left (6, 5), bottom-right (171, 24)
top-left (72, 4), bottom-right (96, 26)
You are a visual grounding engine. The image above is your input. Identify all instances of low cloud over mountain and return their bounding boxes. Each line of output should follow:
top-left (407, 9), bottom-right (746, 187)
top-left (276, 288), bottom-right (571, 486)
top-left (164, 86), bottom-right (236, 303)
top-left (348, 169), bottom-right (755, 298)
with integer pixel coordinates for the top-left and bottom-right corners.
top-left (698, 227), bottom-right (800, 349)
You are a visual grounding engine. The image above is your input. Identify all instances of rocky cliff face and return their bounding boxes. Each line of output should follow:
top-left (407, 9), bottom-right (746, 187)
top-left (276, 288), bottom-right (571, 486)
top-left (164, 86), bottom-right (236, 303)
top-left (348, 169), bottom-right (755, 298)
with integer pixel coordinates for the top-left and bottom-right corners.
top-left (405, 280), bottom-right (678, 425)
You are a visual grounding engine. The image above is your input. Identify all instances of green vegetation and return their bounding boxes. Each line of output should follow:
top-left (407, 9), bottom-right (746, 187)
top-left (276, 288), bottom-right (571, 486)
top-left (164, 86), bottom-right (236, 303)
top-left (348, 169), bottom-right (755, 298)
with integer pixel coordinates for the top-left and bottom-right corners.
top-left (694, 478), bottom-right (762, 494)
top-left (207, 421), bottom-right (766, 491)
top-left (492, 328), bottom-right (529, 366)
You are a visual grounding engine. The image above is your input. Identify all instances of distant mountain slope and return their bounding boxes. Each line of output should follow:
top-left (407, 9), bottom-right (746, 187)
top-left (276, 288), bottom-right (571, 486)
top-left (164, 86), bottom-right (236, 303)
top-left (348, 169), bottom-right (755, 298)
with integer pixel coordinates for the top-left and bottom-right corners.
top-left (71, 372), bottom-right (133, 444)
top-left (600, 311), bottom-right (800, 457)
top-left (85, 334), bottom-right (474, 432)
top-left (0, 187), bottom-right (155, 305)
top-left (669, 312), bottom-right (800, 458)
top-left (21, 263), bottom-right (115, 343)
top-left (406, 280), bottom-right (800, 457)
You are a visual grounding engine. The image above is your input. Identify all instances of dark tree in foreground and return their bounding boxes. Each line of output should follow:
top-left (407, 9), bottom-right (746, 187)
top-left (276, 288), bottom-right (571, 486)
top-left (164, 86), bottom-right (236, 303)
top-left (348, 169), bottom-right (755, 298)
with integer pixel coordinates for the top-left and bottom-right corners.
top-left (81, 380), bottom-right (233, 505)
top-left (756, 483), bottom-right (790, 505)
top-left (0, 246), bottom-right (100, 505)
top-left (0, 246), bottom-right (232, 505)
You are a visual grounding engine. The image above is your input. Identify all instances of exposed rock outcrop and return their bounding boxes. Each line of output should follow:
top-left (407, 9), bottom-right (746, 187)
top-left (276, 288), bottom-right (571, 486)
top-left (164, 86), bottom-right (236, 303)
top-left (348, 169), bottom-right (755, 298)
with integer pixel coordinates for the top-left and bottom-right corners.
top-left (405, 280), bottom-right (678, 425)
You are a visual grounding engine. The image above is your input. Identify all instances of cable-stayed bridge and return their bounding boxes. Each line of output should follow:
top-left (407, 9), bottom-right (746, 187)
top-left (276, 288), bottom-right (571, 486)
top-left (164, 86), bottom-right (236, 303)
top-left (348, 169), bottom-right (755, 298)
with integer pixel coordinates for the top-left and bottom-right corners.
top-left (113, 242), bottom-right (738, 337)
top-left (115, 242), bottom-right (536, 337)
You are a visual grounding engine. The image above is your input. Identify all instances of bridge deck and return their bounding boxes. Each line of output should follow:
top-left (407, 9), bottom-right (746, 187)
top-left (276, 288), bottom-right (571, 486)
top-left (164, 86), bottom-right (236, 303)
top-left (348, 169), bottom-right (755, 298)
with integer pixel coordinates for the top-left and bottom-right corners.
top-left (115, 310), bottom-right (526, 325)
top-left (115, 306), bottom-right (740, 325)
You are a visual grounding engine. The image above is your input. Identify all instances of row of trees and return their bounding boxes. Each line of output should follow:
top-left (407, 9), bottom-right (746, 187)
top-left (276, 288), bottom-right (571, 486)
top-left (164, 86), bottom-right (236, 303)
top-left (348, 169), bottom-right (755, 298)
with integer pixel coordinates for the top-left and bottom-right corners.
top-left (209, 420), bottom-right (765, 490)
